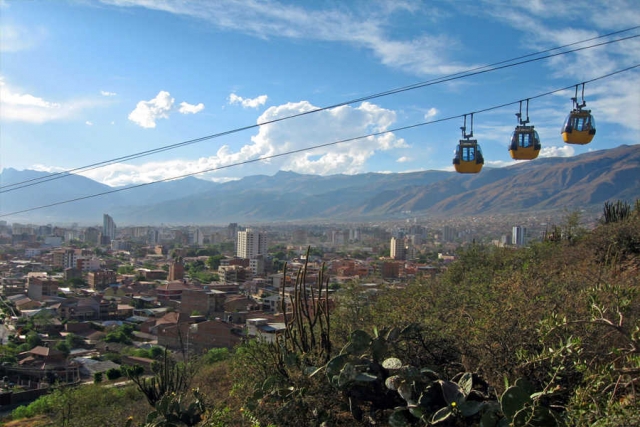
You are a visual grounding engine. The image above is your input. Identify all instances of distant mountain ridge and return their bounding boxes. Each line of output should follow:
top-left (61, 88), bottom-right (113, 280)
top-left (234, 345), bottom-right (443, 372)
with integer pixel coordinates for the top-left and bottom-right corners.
top-left (1, 144), bottom-right (639, 225)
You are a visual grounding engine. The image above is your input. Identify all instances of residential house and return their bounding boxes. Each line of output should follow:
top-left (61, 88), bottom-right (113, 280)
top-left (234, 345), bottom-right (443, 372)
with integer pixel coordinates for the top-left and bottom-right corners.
top-left (179, 288), bottom-right (225, 316)
top-left (157, 319), bottom-right (242, 352)
top-left (87, 269), bottom-right (117, 290)
top-left (27, 276), bottom-right (59, 301)
top-left (156, 280), bottom-right (191, 301)
top-left (246, 318), bottom-right (286, 344)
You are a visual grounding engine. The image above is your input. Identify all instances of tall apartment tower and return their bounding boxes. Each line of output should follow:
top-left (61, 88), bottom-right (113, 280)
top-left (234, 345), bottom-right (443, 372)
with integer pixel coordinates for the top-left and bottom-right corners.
top-left (237, 229), bottom-right (268, 259)
top-left (390, 237), bottom-right (405, 260)
top-left (443, 226), bottom-right (457, 242)
top-left (103, 214), bottom-right (117, 242)
top-left (512, 226), bottom-right (527, 246)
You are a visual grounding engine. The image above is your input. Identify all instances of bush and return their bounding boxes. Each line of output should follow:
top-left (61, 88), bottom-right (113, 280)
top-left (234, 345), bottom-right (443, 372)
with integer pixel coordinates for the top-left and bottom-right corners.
top-left (204, 347), bottom-right (229, 364)
top-left (105, 368), bottom-right (122, 381)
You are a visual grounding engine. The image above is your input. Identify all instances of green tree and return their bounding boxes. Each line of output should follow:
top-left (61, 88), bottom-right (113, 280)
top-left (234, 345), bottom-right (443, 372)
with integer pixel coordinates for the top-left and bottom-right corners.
top-left (26, 331), bottom-right (43, 349)
top-left (105, 367), bottom-right (122, 380)
top-left (117, 264), bottom-right (135, 274)
top-left (65, 333), bottom-right (86, 349)
top-left (204, 347), bottom-right (229, 364)
top-left (206, 254), bottom-right (224, 270)
top-left (55, 341), bottom-right (71, 356)
top-left (105, 324), bottom-right (134, 344)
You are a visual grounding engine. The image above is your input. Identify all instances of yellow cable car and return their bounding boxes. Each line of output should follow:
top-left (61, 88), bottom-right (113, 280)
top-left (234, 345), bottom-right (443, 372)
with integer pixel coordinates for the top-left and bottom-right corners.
top-left (510, 126), bottom-right (541, 160)
top-left (453, 139), bottom-right (484, 173)
top-left (509, 100), bottom-right (541, 160)
top-left (561, 83), bottom-right (596, 145)
top-left (453, 113), bottom-right (483, 174)
top-left (562, 110), bottom-right (596, 145)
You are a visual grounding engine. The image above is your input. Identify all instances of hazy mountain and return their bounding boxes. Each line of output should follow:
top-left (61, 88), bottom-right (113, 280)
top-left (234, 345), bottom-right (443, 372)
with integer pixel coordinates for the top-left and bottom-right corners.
top-left (1, 145), bottom-right (638, 225)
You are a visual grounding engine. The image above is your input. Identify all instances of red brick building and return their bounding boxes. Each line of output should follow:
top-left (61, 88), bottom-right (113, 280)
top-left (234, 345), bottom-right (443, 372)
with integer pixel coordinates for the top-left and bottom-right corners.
top-left (179, 288), bottom-right (226, 316)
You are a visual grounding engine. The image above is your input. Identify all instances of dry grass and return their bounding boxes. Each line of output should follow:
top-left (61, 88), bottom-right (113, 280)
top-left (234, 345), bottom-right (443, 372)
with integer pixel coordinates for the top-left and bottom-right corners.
top-left (1, 414), bottom-right (52, 426)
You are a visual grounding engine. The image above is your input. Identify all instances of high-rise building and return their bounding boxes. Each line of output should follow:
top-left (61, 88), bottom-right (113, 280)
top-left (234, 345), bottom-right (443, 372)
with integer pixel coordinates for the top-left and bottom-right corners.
top-left (103, 214), bottom-right (117, 243)
top-left (390, 237), bottom-right (406, 260)
top-left (443, 226), bottom-right (457, 242)
top-left (227, 223), bottom-right (238, 240)
top-left (237, 229), bottom-right (268, 259)
top-left (512, 226), bottom-right (527, 246)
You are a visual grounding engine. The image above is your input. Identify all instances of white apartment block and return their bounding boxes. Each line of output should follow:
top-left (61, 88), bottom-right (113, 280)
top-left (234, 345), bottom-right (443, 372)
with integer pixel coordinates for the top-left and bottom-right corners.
top-left (237, 229), bottom-right (267, 259)
top-left (512, 226), bottom-right (527, 246)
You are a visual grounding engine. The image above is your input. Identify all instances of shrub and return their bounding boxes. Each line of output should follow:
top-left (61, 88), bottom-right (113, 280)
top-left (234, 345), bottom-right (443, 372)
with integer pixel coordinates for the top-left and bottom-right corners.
top-left (105, 368), bottom-right (122, 381)
top-left (204, 347), bottom-right (229, 364)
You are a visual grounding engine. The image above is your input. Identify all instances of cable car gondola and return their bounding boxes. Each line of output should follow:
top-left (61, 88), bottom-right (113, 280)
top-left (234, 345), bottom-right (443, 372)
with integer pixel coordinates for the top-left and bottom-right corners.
top-left (453, 114), bottom-right (484, 174)
top-left (509, 99), bottom-right (541, 160)
top-left (562, 83), bottom-right (596, 145)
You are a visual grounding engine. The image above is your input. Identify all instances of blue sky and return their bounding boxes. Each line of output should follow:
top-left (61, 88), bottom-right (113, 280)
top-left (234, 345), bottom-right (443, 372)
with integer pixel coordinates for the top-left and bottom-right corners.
top-left (1, 0), bottom-right (639, 187)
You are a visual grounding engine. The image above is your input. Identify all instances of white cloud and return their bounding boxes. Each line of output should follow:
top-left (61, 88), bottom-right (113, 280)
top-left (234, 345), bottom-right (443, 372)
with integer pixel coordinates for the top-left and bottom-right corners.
top-left (101, 0), bottom-right (474, 76)
top-left (229, 93), bottom-right (268, 109)
top-left (128, 91), bottom-right (174, 128)
top-left (486, 159), bottom-right (517, 168)
top-left (85, 121), bottom-right (93, 126)
top-left (178, 101), bottom-right (205, 114)
top-left (80, 99), bottom-right (406, 185)
top-left (101, 90), bottom-right (117, 96)
top-left (397, 156), bottom-right (412, 163)
top-left (0, 78), bottom-right (98, 123)
top-left (31, 164), bottom-right (67, 173)
top-left (128, 91), bottom-right (205, 128)
top-left (539, 145), bottom-right (575, 158)
top-left (424, 108), bottom-right (438, 120)
top-left (0, 79), bottom-right (59, 109)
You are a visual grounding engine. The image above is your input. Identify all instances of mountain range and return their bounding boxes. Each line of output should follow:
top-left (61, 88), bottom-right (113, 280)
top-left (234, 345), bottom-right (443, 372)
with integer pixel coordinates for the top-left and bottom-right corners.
top-left (1, 144), bottom-right (639, 226)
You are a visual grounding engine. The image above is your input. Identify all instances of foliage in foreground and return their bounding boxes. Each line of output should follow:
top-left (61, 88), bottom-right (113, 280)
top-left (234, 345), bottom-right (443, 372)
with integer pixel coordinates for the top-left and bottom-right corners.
top-left (10, 384), bottom-right (145, 426)
top-left (230, 207), bottom-right (640, 426)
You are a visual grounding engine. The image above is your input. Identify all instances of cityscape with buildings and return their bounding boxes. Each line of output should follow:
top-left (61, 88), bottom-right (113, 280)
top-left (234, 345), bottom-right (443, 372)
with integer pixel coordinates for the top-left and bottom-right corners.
top-left (0, 210), bottom-right (550, 369)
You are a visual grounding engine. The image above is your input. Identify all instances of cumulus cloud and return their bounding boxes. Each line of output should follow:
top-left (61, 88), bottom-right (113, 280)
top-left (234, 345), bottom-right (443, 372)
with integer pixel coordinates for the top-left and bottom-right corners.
top-left (229, 93), bottom-right (268, 108)
top-left (539, 145), bottom-right (575, 158)
top-left (128, 91), bottom-right (205, 128)
top-left (128, 91), bottom-right (174, 128)
top-left (178, 101), bottom-right (205, 114)
top-left (101, 90), bottom-right (117, 96)
top-left (81, 100), bottom-right (407, 185)
top-left (397, 156), bottom-right (412, 163)
top-left (85, 121), bottom-right (93, 126)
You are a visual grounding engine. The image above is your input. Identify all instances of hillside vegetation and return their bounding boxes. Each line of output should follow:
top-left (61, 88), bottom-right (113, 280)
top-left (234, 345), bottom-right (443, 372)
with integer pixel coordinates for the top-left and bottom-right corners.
top-left (6, 201), bottom-right (640, 426)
